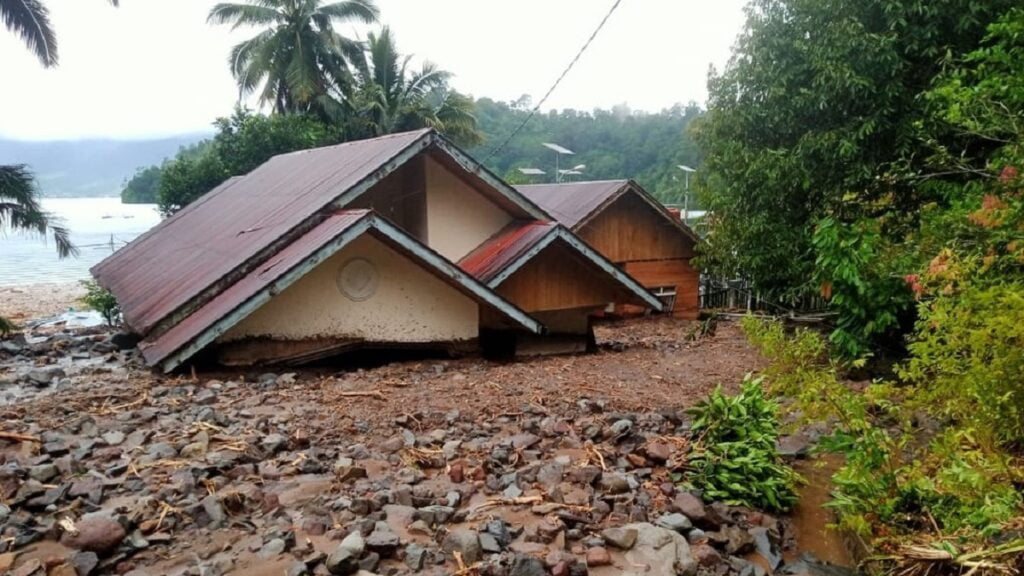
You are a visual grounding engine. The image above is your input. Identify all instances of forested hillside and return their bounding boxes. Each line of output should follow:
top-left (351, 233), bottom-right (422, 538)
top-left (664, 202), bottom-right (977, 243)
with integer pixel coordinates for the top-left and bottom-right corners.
top-left (468, 98), bottom-right (703, 202)
top-left (0, 135), bottom-right (206, 197)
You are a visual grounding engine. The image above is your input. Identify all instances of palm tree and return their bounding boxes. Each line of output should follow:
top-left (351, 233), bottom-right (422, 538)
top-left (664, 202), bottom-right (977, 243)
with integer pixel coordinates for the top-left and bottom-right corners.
top-left (0, 165), bottom-right (77, 259)
top-left (209, 0), bottom-right (379, 114)
top-left (1, 0), bottom-right (118, 67)
top-left (342, 27), bottom-right (482, 146)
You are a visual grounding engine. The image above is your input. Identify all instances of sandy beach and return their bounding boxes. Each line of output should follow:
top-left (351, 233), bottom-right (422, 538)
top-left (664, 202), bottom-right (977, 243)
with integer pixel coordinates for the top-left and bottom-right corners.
top-left (0, 282), bottom-right (87, 323)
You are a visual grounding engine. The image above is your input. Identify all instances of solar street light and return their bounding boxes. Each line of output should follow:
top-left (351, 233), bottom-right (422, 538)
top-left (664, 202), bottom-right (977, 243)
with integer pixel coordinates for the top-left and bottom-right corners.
top-left (543, 142), bottom-right (575, 183)
top-left (677, 165), bottom-right (697, 220)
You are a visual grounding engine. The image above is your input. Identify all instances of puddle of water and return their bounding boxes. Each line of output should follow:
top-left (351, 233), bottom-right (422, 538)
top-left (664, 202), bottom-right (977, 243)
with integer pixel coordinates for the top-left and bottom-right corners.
top-left (788, 454), bottom-right (853, 567)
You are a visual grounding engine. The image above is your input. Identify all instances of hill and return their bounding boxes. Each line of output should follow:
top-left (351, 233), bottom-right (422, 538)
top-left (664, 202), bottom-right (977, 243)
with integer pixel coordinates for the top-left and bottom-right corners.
top-left (0, 134), bottom-right (207, 197)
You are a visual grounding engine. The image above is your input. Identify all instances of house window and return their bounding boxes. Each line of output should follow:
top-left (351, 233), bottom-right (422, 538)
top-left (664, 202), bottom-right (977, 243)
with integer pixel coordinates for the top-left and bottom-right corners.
top-left (651, 286), bottom-right (677, 312)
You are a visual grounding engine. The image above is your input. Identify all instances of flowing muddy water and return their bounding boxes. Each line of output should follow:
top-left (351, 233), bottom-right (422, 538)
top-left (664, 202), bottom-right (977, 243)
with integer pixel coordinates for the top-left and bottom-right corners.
top-left (788, 455), bottom-right (856, 566)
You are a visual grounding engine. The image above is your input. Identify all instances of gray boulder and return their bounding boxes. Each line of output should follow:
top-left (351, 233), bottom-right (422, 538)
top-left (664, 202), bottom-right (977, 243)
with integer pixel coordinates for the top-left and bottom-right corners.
top-left (619, 522), bottom-right (696, 576)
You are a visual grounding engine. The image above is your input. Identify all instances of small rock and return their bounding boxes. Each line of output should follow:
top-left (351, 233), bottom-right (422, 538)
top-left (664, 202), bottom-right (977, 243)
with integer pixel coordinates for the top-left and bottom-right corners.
top-left (657, 513), bottom-right (693, 533)
top-left (325, 531), bottom-right (365, 575)
top-left (101, 431), bottom-right (125, 446)
top-left (586, 546), bottom-right (612, 567)
top-left (645, 441), bottom-right (672, 462)
top-left (609, 419), bottom-right (632, 437)
top-left (260, 538), bottom-right (287, 558)
top-left (442, 529), bottom-right (481, 564)
top-left (404, 543), bottom-right (427, 571)
top-left (365, 523), bottom-right (399, 556)
top-left (29, 463), bottom-right (58, 482)
top-left (201, 494), bottom-right (227, 528)
top-left (509, 554), bottom-right (547, 576)
top-left (599, 473), bottom-right (630, 494)
top-left (672, 492), bottom-right (707, 523)
top-left (261, 434), bottom-right (289, 454)
top-left (60, 517), bottom-right (127, 554)
top-left (478, 532), bottom-right (501, 553)
top-left (601, 526), bottom-right (638, 550)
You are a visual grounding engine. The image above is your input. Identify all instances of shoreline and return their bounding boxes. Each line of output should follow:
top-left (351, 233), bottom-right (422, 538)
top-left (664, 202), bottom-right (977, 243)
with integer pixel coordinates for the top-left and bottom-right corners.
top-left (0, 282), bottom-right (88, 323)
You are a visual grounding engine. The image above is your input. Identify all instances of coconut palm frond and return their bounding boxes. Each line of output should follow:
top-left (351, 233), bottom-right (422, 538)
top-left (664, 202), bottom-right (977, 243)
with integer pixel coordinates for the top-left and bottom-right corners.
top-left (317, 0), bottom-right (378, 24)
top-left (0, 165), bottom-right (79, 259)
top-left (1, 0), bottom-right (58, 67)
top-left (207, 2), bottom-right (280, 27)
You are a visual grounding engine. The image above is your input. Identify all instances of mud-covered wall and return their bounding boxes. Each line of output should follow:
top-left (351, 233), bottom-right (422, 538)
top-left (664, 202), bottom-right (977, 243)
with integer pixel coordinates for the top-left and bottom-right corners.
top-left (424, 156), bottom-right (513, 261)
top-left (219, 234), bottom-right (479, 343)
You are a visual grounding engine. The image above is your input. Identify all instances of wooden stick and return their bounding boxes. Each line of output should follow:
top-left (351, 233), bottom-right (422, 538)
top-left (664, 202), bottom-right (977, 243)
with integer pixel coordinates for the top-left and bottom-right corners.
top-left (336, 390), bottom-right (385, 400)
top-left (0, 431), bottom-right (41, 443)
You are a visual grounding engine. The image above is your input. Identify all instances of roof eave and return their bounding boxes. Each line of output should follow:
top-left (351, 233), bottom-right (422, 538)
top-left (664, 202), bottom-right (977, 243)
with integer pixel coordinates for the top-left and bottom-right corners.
top-left (153, 212), bottom-right (543, 373)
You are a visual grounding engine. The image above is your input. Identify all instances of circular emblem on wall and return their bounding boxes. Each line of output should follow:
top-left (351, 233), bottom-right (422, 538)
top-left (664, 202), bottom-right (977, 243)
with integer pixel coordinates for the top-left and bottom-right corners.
top-left (337, 258), bottom-right (379, 302)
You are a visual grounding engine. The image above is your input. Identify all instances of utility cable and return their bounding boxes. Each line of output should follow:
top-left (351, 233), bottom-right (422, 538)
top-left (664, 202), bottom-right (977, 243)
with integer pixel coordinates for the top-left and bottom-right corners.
top-left (480, 0), bottom-right (625, 165)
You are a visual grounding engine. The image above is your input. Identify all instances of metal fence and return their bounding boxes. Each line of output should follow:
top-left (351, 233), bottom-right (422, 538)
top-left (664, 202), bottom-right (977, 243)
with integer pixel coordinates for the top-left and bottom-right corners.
top-left (699, 277), bottom-right (829, 315)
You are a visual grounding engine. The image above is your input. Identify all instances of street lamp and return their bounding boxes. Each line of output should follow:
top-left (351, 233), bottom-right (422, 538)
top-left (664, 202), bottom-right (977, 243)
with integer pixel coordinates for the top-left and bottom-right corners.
top-left (557, 164), bottom-right (586, 181)
top-left (677, 165), bottom-right (696, 220)
top-left (543, 142), bottom-right (575, 183)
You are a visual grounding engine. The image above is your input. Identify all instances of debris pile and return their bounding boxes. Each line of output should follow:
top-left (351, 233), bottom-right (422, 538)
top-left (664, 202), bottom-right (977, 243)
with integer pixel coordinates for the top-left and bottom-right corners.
top-left (0, 319), bottom-right (850, 576)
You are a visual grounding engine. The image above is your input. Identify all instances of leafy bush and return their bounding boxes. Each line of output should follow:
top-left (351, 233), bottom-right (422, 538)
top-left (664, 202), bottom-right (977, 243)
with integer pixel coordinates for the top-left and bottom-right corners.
top-left (683, 376), bottom-right (800, 512)
top-left (79, 280), bottom-right (120, 326)
top-left (743, 316), bottom-right (1024, 543)
top-left (0, 316), bottom-right (16, 337)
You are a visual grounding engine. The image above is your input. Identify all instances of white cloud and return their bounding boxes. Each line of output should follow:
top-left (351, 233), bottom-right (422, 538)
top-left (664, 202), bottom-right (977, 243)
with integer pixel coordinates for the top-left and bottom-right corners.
top-left (0, 0), bottom-right (746, 140)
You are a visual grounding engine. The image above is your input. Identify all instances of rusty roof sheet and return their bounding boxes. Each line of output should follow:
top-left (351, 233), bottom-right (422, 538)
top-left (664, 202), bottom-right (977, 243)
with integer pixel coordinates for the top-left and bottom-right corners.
top-left (515, 180), bottom-right (629, 229)
top-left (516, 179), bottom-right (700, 242)
top-left (458, 221), bottom-right (556, 283)
top-left (140, 210), bottom-right (545, 371)
top-left (138, 210), bottom-right (371, 367)
top-left (92, 129), bottom-right (433, 335)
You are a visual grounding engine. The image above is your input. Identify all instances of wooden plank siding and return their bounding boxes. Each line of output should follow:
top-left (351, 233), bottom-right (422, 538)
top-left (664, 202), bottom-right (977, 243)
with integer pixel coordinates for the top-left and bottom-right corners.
top-left (622, 259), bottom-right (699, 319)
top-left (576, 193), bottom-right (695, 262)
top-left (496, 242), bottom-right (629, 313)
top-left (573, 191), bottom-right (699, 318)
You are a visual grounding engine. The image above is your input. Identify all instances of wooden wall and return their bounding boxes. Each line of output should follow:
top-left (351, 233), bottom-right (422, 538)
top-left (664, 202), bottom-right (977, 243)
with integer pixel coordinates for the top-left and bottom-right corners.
top-left (577, 193), bottom-right (695, 262)
top-left (349, 157), bottom-right (426, 240)
top-left (496, 242), bottom-right (631, 312)
top-left (623, 259), bottom-right (699, 319)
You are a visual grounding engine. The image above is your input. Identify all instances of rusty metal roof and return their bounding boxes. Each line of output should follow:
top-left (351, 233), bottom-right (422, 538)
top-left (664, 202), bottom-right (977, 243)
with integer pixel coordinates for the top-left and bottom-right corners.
top-left (516, 180), bottom-right (630, 229)
top-left (92, 129), bottom-right (434, 335)
top-left (142, 210), bottom-right (544, 372)
top-left (458, 221), bottom-right (556, 283)
top-left (516, 179), bottom-right (699, 242)
top-left (459, 222), bottom-right (664, 312)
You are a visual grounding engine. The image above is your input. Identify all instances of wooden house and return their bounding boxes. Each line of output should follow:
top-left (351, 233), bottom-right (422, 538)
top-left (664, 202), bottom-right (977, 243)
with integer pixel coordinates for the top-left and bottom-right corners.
top-left (92, 131), bottom-right (661, 371)
top-left (517, 180), bottom-right (700, 319)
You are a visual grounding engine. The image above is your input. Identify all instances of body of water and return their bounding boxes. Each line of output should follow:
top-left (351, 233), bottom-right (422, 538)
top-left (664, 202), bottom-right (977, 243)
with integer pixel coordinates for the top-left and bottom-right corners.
top-left (0, 197), bottom-right (161, 286)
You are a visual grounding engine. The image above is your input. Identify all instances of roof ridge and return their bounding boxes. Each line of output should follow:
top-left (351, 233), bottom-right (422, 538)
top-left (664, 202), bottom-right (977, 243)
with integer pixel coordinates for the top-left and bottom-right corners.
top-left (275, 128), bottom-right (433, 159)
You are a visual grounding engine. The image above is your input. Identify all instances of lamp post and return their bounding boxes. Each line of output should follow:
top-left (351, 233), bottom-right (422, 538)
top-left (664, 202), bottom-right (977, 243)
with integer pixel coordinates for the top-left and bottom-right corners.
top-left (543, 143), bottom-right (575, 183)
top-left (677, 165), bottom-right (696, 220)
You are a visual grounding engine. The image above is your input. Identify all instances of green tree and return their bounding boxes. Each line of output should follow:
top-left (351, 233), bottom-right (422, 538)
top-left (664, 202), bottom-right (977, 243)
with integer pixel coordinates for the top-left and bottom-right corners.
top-left (121, 165), bottom-right (163, 204)
top-left (695, 0), bottom-right (1015, 298)
top-left (208, 0), bottom-right (378, 114)
top-left (1, 0), bottom-right (118, 67)
top-left (339, 26), bottom-right (482, 147)
top-left (157, 109), bottom-right (341, 214)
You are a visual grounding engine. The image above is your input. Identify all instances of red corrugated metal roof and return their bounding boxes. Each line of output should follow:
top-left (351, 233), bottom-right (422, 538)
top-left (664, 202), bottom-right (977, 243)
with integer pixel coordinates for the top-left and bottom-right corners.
top-left (92, 129), bottom-right (432, 335)
top-left (138, 210), bottom-right (372, 366)
top-left (458, 221), bottom-right (556, 283)
top-left (516, 180), bottom-right (629, 229)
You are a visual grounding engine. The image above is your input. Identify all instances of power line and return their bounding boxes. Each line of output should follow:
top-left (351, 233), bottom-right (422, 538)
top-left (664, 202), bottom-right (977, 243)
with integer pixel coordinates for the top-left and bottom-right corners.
top-left (480, 0), bottom-right (625, 165)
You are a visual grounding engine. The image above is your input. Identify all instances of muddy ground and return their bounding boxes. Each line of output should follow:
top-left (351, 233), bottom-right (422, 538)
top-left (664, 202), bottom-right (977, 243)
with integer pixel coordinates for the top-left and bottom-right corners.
top-left (0, 317), bottom-right (850, 576)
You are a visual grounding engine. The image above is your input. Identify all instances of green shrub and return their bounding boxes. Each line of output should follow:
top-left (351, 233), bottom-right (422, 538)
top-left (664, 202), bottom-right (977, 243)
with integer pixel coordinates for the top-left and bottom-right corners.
top-left (79, 280), bottom-right (120, 326)
top-left (0, 316), bottom-right (16, 336)
top-left (683, 376), bottom-right (801, 512)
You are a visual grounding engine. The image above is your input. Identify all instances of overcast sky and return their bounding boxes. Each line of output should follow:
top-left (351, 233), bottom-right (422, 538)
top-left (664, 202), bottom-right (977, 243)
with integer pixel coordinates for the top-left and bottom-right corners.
top-left (0, 0), bottom-right (747, 141)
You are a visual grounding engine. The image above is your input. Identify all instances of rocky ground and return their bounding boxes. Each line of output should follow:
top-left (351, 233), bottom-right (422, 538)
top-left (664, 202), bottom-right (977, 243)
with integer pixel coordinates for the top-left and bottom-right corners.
top-left (0, 317), bottom-right (851, 576)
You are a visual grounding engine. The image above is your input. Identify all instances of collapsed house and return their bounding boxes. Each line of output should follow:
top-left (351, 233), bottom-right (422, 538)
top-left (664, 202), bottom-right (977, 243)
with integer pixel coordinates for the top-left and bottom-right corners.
top-left (516, 180), bottom-right (700, 319)
top-left (92, 129), bottom-right (665, 372)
